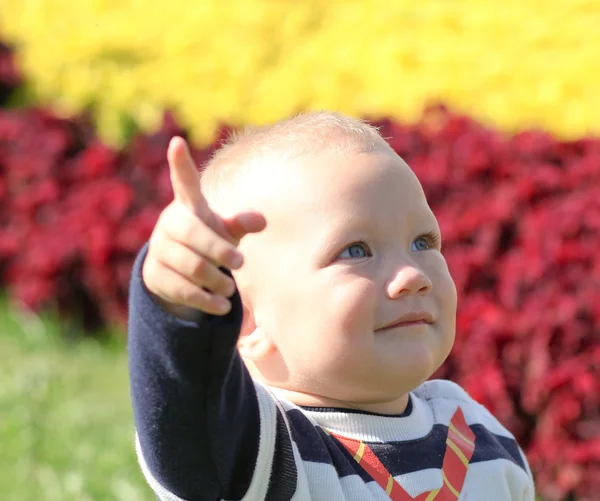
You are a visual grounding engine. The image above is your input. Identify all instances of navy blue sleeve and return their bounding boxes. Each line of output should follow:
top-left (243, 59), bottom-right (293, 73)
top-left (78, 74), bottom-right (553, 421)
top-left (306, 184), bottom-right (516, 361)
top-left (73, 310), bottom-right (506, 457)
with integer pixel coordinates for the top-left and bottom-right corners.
top-left (127, 242), bottom-right (260, 500)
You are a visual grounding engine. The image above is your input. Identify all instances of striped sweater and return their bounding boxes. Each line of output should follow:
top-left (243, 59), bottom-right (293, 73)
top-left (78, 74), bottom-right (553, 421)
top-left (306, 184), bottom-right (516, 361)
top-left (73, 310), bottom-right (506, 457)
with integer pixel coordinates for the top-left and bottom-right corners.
top-left (128, 244), bottom-right (535, 501)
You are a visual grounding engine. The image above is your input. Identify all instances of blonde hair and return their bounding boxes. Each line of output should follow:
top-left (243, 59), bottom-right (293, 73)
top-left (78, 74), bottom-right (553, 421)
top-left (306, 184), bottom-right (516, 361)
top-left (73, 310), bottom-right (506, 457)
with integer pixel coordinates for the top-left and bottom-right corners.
top-left (200, 110), bottom-right (392, 207)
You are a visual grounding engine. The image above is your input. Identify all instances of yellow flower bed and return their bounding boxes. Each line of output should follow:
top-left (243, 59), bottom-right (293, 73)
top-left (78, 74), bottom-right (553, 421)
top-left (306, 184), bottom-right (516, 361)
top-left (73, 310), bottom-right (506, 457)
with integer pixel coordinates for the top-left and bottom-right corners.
top-left (2, 0), bottom-right (600, 146)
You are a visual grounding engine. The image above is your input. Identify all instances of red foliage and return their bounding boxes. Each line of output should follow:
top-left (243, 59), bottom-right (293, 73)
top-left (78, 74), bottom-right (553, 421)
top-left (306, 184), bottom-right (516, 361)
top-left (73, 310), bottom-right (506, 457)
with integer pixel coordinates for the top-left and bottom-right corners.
top-left (0, 108), bottom-right (198, 328)
top-left (0, 100), bottom-right (598, 499)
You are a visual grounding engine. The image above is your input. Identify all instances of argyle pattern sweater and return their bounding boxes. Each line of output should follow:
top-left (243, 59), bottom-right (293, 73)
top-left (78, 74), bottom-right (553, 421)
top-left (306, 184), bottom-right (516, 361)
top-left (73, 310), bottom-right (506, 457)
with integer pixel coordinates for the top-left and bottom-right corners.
top-left (128, 244), bottom-right (535, 501)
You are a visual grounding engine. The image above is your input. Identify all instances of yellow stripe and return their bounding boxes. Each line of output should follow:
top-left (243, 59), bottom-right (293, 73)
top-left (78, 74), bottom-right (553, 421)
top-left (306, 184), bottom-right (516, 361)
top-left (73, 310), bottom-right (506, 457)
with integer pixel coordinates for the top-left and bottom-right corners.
top-left (354, 442), bottom-right (366, 462)
top-left (442, 470), bottom-right (460, 498)
top-left (425, 489), bottom-right (441, 501)
top-left (446, 438), bottom-right (470, 467)
top-left (449, 422), bottom-right (475, 447)
top-left (386, 475), bottom-right (394, 495)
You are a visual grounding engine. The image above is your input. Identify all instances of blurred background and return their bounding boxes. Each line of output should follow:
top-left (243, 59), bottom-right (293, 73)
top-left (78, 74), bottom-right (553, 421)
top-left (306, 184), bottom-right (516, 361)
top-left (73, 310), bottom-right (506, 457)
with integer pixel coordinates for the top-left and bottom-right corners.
top-left (0, 1), bottom-right (599, 500)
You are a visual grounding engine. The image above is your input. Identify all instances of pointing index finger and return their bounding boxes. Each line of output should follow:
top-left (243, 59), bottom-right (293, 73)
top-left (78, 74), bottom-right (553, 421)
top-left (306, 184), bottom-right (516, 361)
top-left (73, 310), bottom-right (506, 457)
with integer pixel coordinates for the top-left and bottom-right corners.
top-left (167, 136), bottom-right (210, 220)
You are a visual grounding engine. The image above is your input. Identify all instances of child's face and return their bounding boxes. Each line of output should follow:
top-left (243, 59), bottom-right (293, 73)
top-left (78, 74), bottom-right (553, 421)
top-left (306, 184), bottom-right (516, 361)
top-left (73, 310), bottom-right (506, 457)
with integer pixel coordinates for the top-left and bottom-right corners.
top-left (234, 147), bottom-right (457, 406)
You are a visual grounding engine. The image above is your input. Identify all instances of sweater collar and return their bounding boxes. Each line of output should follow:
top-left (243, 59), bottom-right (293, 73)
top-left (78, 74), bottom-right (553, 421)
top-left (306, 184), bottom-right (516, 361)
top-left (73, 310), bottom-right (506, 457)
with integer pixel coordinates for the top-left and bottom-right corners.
top-left (269, 388), bottom-right (434, 443)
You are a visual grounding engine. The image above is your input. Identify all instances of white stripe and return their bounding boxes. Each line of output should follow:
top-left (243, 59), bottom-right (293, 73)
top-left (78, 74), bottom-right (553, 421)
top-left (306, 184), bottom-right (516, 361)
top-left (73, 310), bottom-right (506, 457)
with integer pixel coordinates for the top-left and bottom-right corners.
top-left (301, 462), bottom-right (391, 500)
top-left (393, 468), bottom-right (443, 497)
top-left (416, 380), bottom-right (516, 438)
top-left (300, 395), bottom-right (434, 442)
top-left (462, 460), bottom-right (534, 501)
top-left (239, 381), bottom-right (278, 501)
top-left (289, 441), bottom-right (311, 501)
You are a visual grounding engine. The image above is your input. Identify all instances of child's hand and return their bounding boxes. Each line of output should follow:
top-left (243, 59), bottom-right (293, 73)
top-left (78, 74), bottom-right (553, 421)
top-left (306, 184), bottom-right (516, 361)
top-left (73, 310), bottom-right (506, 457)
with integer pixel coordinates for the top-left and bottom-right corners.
top-left (142, 137), bottom-right (266, 316)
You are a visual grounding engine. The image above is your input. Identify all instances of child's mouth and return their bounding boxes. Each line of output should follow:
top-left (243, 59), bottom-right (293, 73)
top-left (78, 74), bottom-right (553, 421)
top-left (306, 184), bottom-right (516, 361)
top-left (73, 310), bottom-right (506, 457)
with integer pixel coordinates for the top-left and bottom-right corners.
top-left (376, 312), bottom-right (434, 331)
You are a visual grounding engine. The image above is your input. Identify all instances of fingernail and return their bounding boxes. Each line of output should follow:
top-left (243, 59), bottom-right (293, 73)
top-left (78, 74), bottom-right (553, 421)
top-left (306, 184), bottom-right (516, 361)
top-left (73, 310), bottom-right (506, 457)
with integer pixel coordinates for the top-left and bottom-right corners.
top-left (230, 252), bottom-right (244, 270)
top-left (225, 280), bottom-right (237, 297)
top-left (216, 297), bottom-right (231, 314)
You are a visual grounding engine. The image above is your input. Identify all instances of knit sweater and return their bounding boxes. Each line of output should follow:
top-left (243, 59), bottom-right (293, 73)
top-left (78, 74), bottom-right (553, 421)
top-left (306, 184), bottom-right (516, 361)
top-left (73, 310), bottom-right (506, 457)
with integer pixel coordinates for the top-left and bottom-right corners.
top-left (128, 244), bottom-right (535, 501)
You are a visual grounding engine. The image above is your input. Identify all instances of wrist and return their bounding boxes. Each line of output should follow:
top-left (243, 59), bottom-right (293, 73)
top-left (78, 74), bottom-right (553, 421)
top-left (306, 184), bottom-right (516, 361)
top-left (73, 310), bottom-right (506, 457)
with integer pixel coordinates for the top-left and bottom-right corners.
top-left (152, 293), bottom-right (205, 322)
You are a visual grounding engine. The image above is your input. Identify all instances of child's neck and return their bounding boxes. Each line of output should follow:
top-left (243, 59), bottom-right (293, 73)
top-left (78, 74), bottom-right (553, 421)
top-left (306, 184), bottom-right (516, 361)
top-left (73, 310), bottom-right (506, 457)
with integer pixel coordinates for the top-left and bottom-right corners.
top-left (267, 386), bottom-right (411, 416)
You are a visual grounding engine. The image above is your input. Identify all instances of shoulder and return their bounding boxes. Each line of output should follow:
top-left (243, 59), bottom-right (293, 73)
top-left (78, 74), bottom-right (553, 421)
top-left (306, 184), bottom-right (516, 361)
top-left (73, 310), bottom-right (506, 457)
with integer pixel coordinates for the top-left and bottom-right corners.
top-left (414, 379), bottom-right (534, 481)
top-left (413, 378), bottom-right (472, 403)
top-left (413, 379), bottom-right (514, 438)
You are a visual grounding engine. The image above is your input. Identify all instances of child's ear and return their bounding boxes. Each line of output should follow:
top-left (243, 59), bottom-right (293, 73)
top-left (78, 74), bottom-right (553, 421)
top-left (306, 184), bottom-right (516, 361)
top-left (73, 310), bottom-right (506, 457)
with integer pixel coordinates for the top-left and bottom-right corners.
top-left (237, 327), bottom-right (275, 360)
top-left (240, 301), bottom-right (256, 337)
top-left (238, 301), bottom-right (276, 360)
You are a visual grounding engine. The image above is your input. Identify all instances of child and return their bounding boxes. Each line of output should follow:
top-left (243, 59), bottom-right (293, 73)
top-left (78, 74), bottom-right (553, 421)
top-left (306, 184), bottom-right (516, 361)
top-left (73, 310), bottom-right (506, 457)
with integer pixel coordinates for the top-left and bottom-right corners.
top-left (128, 111), bottom-right (535, 501)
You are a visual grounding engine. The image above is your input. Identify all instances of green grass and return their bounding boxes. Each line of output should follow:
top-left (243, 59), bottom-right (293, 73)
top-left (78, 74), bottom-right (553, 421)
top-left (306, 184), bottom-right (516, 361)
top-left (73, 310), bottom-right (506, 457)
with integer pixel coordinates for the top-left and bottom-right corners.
top-left (0, 301), bottom-right (154, 501)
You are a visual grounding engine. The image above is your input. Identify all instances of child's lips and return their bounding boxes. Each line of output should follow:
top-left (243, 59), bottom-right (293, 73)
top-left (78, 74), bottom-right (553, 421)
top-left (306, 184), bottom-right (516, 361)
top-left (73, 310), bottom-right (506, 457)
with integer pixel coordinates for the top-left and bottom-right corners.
top-left (376, 312), bottom-right (434, 331)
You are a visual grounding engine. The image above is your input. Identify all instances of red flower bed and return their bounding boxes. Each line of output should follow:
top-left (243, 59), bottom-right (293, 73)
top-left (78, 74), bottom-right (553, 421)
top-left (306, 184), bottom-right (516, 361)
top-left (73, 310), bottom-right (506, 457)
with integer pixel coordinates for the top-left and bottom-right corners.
top-left (0, 97), bottom-right (598, 499)
top-left (0, 107), bottom-right (212, 329)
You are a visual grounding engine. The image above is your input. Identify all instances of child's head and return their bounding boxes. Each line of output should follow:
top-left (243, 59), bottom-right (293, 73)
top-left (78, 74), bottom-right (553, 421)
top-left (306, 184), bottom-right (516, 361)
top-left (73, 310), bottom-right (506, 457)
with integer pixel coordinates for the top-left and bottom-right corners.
top-left (201, 111), bottom-right (457, 410)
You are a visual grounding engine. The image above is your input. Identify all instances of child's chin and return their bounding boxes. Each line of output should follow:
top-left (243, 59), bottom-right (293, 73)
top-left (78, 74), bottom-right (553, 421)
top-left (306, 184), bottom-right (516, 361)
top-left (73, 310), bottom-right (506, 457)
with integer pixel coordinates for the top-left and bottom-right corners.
top-left (375, 361), bottom-right (437, 393)
top-left (346, 368), bottom-right (432, 402)
top-left (377, 337), bottom-right (446, 374)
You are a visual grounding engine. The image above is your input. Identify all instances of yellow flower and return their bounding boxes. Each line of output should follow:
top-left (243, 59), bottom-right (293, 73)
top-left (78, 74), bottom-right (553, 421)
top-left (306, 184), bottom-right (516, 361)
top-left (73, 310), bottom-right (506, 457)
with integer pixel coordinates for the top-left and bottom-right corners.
top-left (2, 0), bottom-right (600, 146)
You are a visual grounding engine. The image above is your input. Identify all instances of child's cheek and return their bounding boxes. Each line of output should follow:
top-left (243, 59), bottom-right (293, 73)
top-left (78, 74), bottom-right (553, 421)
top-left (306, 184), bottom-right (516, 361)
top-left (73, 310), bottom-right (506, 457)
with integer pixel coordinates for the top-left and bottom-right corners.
top-left (328, 276), bottom-right (379, 340)
top-left (431, 255), bottom-right (458, 314)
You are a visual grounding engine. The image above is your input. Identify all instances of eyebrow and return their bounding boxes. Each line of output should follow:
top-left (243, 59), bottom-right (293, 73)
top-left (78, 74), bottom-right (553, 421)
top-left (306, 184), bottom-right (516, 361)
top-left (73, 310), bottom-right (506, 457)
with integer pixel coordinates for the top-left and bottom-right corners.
top-left (312, 211), bottom-right (438, 266)
top-left (311, 217), bottom-right (370, 266)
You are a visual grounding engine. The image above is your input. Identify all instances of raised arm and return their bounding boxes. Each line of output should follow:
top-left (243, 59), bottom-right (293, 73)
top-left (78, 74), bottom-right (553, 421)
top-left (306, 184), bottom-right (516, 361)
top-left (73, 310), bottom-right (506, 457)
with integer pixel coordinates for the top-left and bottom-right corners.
top-left (128, 137), bottom-right (266, 500)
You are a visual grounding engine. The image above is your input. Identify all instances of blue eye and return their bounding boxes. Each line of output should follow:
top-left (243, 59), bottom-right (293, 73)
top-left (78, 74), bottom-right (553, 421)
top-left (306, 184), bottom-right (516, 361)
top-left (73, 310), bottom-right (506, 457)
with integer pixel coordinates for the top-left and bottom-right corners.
top-left (339, 242), bottom-right (371, 259)
top-left (411, 232), bottom-right (440, 252)
top-left (411, 237), bottom-right (430, 251)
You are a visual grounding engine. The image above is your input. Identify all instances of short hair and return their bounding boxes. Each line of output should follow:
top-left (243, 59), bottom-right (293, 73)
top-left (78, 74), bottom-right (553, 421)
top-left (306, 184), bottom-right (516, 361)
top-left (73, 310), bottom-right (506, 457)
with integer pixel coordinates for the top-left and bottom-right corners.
top-left (200, 110), bottom-right (393, 207)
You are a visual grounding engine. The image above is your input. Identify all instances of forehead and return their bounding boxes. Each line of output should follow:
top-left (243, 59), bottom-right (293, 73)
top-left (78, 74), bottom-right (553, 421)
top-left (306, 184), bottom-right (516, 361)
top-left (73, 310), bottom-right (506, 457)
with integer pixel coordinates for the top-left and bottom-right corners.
top-left (252, 149), bottom-right (433, 226)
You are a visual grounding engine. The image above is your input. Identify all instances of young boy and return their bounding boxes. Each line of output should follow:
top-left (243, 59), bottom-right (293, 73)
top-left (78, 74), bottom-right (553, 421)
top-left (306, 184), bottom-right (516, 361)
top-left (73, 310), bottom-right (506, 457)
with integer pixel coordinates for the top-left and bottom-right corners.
top-left (128, 111), bottom-right (535, 501)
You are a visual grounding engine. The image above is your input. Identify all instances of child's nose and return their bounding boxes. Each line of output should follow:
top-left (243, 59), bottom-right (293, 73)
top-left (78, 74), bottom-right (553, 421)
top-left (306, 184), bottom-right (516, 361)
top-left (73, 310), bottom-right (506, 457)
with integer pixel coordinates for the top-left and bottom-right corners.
top-left (387, 265), bottom-right (433, 299)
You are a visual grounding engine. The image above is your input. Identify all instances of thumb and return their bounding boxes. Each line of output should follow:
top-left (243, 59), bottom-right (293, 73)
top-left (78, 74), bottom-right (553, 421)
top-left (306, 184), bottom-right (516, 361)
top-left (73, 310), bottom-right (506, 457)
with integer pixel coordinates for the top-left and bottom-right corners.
top-left (221, 211), bottom-right (267, 244)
